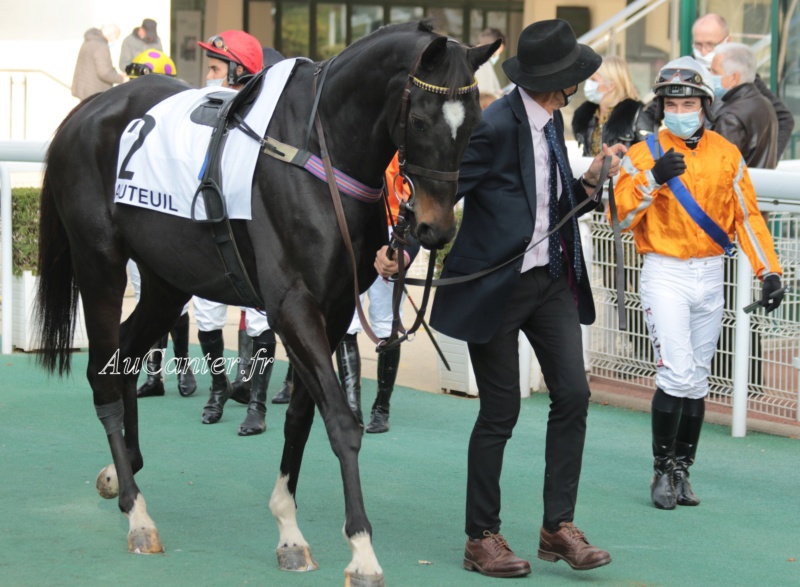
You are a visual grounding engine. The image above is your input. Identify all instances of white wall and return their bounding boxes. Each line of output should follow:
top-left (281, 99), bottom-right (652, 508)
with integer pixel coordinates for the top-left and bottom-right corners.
top-left (0, 0), bottom-right (171, 141)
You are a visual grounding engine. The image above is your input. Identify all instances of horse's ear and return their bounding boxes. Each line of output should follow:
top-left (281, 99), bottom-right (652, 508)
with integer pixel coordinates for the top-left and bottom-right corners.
top-left (419, 36), bottom-right (449, 71)
top-left (467, 39), bottom-right (502, 73)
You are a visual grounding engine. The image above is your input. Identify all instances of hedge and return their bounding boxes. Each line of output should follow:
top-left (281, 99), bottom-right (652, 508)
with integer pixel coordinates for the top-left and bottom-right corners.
top-left (11, 187), bottom-right (41, 276)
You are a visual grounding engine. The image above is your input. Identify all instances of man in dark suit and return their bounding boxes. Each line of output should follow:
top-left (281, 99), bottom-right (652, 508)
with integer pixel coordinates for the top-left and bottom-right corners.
top-left (430, 19), bottom-right (625, 579)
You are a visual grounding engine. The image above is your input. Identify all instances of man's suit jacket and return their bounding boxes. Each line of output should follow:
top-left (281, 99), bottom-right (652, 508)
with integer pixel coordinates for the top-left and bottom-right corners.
top-left (430, 88), bottom-right (599, 344)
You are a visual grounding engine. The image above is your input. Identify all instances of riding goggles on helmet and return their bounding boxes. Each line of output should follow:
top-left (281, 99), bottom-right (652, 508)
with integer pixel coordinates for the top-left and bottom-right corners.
top-left (655, 68), bottom-right (704, 87)
top-left (125, 62), bottom-right (153, 77)
top-left (206, 34), bottom-right (244, 66)
top-left (653, 68), bottom-right (712, 100)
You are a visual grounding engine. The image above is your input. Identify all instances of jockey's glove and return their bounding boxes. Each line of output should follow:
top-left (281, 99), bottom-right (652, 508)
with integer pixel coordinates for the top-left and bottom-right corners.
top-left (760, 274), bottom-right (784, 313)
top-left (651, 148), bottom-right (686, 185)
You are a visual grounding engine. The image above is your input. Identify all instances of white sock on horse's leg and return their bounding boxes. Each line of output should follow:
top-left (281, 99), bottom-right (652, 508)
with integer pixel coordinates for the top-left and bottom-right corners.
top-left (344, 529), bottom-right (383, 577)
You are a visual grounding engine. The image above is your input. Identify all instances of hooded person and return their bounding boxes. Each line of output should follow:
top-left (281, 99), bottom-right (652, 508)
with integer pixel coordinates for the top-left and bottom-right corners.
top-left (119, 18), bottom-right (163, 71)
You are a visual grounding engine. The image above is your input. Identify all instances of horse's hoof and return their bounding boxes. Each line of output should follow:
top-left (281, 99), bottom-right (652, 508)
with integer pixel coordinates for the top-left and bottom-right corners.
top-left (128, 527), bottom-right (164, 554)
top-left (96, 465), bottom-right (119, 499)
top-left (276, 545), bottom-right (319, 571)
top-left (345, 572), bottom-right (386, 587)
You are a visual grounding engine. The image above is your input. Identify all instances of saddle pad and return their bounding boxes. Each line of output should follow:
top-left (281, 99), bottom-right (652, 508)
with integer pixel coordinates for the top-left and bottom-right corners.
top-left (114, 58), bottom-right (298, 220)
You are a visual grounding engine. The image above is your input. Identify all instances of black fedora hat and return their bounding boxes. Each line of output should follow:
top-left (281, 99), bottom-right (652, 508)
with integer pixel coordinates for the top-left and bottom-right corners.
top-left (502, 19), bottom-right (601, 92)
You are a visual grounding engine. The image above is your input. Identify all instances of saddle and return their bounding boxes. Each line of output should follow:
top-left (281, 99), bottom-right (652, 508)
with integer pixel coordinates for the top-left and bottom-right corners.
top-left (190, 69), bottom-right (269, 310)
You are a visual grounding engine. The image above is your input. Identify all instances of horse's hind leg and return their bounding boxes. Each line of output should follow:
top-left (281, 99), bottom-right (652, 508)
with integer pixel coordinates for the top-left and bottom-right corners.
top-left (81, 256), bottom-right (186, 554)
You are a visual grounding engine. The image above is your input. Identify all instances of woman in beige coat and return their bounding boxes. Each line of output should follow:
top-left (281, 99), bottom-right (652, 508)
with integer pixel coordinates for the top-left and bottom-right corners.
top-left (71, 25), bottom-right (125, 100)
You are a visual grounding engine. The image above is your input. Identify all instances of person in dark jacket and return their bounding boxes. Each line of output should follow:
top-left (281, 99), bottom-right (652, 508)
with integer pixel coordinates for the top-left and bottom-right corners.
top-left (710, 42), bottom-right (778, 169)
top-left (572, 55), bottom-right (649, 156)
top-left (430, 19), bottom-right (625, 579)
top-left (119, 18), bottom-right (163, 71)
top-left (640, 14), bottom-right (793, 156)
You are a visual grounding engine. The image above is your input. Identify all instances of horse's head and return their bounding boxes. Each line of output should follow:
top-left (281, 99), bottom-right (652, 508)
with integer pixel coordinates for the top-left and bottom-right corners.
top-left (392, 29), bottom-right (501, 250)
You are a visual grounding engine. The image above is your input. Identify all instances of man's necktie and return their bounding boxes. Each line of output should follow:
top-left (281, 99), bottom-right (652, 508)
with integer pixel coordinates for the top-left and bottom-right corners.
top-left (543, 119), bottom-right (582, 282)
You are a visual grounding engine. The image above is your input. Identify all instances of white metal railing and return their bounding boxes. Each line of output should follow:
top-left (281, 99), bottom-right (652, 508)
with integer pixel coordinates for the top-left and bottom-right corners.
top-left (2, 142), bottom-right (799, 436)
top-left (0, 140), bottom-right (48, 354)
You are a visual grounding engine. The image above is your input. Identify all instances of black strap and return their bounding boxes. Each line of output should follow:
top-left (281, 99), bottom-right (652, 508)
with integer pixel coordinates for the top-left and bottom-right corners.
top-left (606, 172), bottom-right (627, 331)
top-left (190, 77), bottom-right (265, 309)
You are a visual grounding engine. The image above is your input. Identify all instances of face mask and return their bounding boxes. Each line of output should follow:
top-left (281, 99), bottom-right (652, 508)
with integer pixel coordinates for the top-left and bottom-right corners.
top-left (664, 110), bottom-right (703, 139)
top-left (490, 54), bottom-right (500, 66)
top-left (583, 79), bottom-right (604, 104)
top-left (710, 75), bottom-right (727, 99)
top-left (206, 78), bottom-right (224, 88)
top-left (692, 47), bottom-right (714, 68)
top-left (560, 88), bottom-right (576, 106)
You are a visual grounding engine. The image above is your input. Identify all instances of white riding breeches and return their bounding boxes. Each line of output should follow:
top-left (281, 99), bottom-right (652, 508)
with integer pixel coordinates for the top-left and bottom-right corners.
top-left (193, 297), bottom-right (270, 336)
top-left (347, 275), bottom-right (404, 339)
top-left (640, 253), bottom-right (725, 400)
top-left (127, 260), bottom-right (189, 315)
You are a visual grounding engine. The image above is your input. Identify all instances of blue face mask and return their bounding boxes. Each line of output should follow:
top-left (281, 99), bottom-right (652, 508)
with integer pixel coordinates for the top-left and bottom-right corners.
top-left (664, 110), bottom-right (703, 139)
top-left (206, 78), bottom-right (224, 88)
top-left (710, 75), bottom-right (727, 99)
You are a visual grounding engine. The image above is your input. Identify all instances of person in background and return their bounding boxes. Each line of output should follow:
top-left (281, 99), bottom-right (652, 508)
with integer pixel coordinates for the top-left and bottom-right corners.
top-left (572, 55), bottom-right (648, 156)
top-left (119, 18), bottom-right (163, 72)
top-left (613, 57), bottom-right (784, 511)
top-left (71, 24), bottom-right (126, 100)
top-left (474, 28), bottom-right (505, 102)
top-left (431, 19), bottom-right (624, 578)
top-left (191, 30), bottom-right (275, 437)
top-left (709, 42), bottom-right (778, 169)
top-left (642, 13), bottom-right (793, 156)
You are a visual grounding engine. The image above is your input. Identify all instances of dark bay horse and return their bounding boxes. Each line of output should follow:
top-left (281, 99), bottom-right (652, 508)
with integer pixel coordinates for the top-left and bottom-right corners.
top-left (35, 19), bottom-right (498, 585)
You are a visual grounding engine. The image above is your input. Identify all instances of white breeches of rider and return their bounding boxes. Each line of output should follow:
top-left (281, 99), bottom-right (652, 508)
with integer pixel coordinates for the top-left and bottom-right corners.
top-left (193, 298), bottom-right (270, 336)
top-left (640, 253), bottom-right (725, 400)
top-left (127, 260), bottom-right (189, 316)
top-left (346, 275), bottom-right (404, 339)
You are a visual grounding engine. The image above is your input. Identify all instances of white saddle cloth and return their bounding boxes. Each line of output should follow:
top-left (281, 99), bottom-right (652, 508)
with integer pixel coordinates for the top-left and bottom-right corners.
top-left (114, 58), bottom-right (298, 220)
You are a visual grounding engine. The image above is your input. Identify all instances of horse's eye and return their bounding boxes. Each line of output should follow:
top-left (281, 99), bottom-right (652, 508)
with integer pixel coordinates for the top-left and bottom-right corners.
top-left (410, 116), bottom-right (426, 133)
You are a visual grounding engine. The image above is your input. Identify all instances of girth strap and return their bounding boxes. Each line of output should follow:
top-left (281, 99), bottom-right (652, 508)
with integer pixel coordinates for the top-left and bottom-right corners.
top-left (190, 70), bottom-right (268, 309)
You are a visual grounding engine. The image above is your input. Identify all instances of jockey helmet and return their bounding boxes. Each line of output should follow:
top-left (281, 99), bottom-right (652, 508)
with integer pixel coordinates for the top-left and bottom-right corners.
top-left (198, 30), bottom-right (264, 85)
top-left (125, 50), bottom-right (177, 78)
top-left (653, 56), bottom-right (715, 104)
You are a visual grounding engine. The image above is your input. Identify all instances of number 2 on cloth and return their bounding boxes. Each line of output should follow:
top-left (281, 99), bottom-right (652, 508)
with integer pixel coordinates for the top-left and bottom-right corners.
top-left (118, 115), bottom-right (156, 181)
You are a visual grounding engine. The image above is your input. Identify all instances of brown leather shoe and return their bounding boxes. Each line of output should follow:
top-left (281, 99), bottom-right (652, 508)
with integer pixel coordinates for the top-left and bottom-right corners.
top-left (538, 522), bottom-right (611, 570)
top-left (463, 530), bottom-right (532, 578)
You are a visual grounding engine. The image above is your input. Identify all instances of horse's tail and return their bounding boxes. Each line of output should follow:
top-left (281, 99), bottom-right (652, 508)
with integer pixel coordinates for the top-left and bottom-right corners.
top-left (33, 99), bottom-right (96, 376)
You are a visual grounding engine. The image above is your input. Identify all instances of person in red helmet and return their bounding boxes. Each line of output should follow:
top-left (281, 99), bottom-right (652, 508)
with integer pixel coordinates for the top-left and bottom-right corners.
top-left (192, 30), bottom-right (273, 436)
top-left (198, 30), bottom-right (264, 89)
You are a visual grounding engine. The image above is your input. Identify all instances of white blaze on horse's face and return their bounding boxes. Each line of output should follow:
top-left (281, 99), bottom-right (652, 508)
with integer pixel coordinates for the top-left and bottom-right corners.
top-left (442, 100), bottom-right (465, 140)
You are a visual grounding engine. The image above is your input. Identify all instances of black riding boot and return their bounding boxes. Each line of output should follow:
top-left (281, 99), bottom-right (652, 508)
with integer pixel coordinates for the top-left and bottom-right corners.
top-left (272, 364), bottom-right (293, 404)
top-left (137, 335), bottom-right (167, 398)
top-left (336, 334), bottom-right (363, 429)
top-left (674, 397), bottom-right (705, 506)
top-left (650, 388), bottom-right (682, 510)
top-left (366, 343), bottom-right (401, 434)
top-left (239, 331), bottom-right (276, 436)
top-left (199, 329), bottom-right (232, 424)
top-left (170, 313), bottom-right (197, 397)
top-left (230, 327), bottom-right (254, 405)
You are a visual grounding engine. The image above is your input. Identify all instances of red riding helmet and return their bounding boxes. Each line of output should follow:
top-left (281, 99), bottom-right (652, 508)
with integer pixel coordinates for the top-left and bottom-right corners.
top-left (198, 30), bottom-right (264, 84)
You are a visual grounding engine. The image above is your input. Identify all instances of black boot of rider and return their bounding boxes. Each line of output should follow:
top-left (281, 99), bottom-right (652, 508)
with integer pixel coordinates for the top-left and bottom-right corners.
top-left (336, 333), bottom-right (363, 429)
top-left (137, 335), bottom-right (168, 398)
top-left (199, 329), bottom-right (232, 424)
top-left (272, 364), bottom-right (293, 404)
top-left (238, 330), bottom-right (276, 436)
top-left (650, 388), bottom-right (682, 510)
top-left (674, 397), bottom-right (705, 506)
top-left (230, 325), bottom-right (254, 405)
top-left (170, 313), bottom-right (197, 397)
top-left (366, 343), bottom-right (401, 434)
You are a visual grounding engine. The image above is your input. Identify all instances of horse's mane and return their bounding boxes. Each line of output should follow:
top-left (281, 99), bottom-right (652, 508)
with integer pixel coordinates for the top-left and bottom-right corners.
top-left (339, 18), bottom-right (473, 100)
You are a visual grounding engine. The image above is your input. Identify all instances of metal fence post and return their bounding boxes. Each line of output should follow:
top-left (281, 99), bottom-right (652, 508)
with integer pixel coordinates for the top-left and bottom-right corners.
top-left (732, 252), bottom-right (753, 437)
